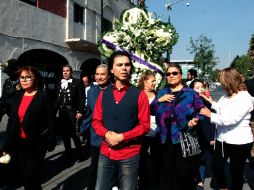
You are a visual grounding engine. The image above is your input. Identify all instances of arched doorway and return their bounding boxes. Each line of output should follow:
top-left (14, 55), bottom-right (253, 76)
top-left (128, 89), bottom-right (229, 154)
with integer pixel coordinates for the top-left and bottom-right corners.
top-left (18, 49), bottom-right (68, 100)
top-left (80, 58), bottom-right (100, 81)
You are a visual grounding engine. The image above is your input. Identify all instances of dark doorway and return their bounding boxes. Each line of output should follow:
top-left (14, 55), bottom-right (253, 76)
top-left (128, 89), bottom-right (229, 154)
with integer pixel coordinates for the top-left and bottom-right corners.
top-left (80, 58), bottom-right (100, 81)
top-left (18, 49), bottom-right (68, 100)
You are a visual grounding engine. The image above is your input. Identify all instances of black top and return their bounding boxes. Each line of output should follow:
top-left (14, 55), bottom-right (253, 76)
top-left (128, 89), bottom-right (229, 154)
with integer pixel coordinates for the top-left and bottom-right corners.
top-left (245, 78), bottom-right (254, 121)
top-left (55, 78), bottom-right (85, 114)
top-left (2, 90), bottom-right (54, 153)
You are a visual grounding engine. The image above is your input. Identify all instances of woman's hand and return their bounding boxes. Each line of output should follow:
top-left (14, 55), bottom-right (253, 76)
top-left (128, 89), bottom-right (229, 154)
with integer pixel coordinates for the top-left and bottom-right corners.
top-left (200, 107), bottom-right (212, 118)
top-left (75, 112), bottom-right (83, 120)
top-left (188, 118), bottom-right (199, 127)
top-left (199, 93), bottom-right (213, 104)
top-left (158, 94), bottom-right (175, 103)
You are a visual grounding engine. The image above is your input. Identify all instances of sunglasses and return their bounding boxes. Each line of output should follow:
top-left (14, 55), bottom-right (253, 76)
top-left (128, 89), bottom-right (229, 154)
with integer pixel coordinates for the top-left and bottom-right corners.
top-left (165, 72), bottom-right (179, 76)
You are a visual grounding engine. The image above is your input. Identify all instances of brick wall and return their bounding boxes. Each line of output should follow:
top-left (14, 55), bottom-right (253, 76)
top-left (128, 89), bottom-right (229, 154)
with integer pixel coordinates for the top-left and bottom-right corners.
top-left (38, 0), bottom-right (66, 18)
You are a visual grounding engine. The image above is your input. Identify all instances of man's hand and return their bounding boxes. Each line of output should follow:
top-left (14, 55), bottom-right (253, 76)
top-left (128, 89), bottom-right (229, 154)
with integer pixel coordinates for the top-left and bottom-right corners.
top-left (105, 131), bottom-right (124, 147)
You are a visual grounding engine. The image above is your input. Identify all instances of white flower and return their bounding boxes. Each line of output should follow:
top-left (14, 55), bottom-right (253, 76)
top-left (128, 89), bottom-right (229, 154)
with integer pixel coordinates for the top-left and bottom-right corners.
top-left (132, 29), bottom-right (142, 37)
top-left (146, 43), bottom-right (153, 50)
top-left (122, 8), bottom-right (148, 27)
top-left (104, 34), bottom-right (118, 44)
top-left (155, 29), bottom-right (172, 39)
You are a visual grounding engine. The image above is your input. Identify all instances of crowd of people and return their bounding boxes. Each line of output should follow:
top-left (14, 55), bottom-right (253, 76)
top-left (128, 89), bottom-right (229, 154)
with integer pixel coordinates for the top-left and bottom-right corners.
top-left (0, 50), bottom-right (254, 190)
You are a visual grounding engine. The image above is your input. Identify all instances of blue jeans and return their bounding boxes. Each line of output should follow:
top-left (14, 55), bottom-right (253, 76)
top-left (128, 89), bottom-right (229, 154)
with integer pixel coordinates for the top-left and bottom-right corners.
top-left (96, 154), bottom-right (140, 190)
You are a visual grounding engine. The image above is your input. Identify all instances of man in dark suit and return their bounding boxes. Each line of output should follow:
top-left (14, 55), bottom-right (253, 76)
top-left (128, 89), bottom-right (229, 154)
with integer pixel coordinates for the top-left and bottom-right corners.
top-left (79, 74), bottom-right (93, 144)
top-left (56, 65), bottom-right (85, 161)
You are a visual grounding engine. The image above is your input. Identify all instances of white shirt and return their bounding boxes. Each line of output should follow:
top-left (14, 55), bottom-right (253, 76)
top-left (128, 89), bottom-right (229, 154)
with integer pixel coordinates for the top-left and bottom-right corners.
top-left (211, 91), bottom-right (254, 145)
top-left (186, 79), bottom-right (194, 86)
top-left (146, 97), bottom-right (157, 137)
top-left (85, 85), bottom-right (91, 106)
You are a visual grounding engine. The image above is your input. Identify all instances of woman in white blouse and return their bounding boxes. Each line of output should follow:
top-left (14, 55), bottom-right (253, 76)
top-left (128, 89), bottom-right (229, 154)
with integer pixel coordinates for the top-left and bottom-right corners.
top-left (200, 67), bottom-right (254, 190)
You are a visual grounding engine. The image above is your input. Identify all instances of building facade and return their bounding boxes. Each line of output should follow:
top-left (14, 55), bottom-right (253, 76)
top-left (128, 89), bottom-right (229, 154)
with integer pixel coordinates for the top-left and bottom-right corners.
top-left (0, 0), bottom-right (135, 95)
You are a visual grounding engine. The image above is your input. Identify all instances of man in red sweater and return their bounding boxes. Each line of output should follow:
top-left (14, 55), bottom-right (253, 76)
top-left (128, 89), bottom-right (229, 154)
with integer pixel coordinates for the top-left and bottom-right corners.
top-left (92, 51), bottom-right (150, 190)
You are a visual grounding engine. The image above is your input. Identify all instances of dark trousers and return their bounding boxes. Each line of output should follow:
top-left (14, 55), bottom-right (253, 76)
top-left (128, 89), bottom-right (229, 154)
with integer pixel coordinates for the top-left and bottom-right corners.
top-left (87, 146), bottom-right (100, 190)
top-left (249, 121), bottom-right (254, 157)
top-left (212, 140), bottom-right (252, 190)
top-left (139, 136), bottom-right (161, 190)
top-left (59, 111), bottom-right (83, 156)
top-left (159, 138), bottom-right (197, 190)
top-left (17, 139), bottom-right (47, 190)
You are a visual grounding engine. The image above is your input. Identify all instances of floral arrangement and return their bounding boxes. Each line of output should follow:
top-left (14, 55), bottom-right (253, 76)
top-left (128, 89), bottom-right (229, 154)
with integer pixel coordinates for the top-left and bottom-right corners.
top-left (98, 7), bottom-right (178, 88)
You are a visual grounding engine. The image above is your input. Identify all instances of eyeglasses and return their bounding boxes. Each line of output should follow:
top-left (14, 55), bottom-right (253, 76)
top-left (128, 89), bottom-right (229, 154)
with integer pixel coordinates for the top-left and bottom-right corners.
top-left (19, 76), bottom-right (34, 81)
top-left (165, 72), bottom-right (179, 77)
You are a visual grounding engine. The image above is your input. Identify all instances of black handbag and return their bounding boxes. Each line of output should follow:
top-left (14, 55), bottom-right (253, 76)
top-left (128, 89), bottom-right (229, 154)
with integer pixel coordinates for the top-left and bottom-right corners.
top-left (170, 89), bottom-right (201, 158)
top-left (179, 129), bottom-right (201, 158)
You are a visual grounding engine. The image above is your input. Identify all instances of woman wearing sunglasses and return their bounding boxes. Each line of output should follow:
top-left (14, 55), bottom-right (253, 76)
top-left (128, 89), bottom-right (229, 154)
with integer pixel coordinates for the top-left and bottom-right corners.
top-left (151, 63), bottom-right (204, 190)
top-left (1, 66), bottom-right (54, 190)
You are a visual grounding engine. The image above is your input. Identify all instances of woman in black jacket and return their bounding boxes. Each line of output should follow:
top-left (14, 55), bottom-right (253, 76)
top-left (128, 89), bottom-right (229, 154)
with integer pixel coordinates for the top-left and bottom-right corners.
top-left (1, 66), bottom-right (54, 190)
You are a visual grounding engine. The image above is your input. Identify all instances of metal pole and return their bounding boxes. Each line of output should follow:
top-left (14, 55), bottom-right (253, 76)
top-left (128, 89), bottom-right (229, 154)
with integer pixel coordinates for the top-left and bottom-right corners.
top-left (165, 0), bottom-right (189, 62)
top-left (0, 63), bottom-right (2, 96)
top-left (100, 0), bottom-right (104, 64)
top-left (166, 12), bottom-right (171, 62)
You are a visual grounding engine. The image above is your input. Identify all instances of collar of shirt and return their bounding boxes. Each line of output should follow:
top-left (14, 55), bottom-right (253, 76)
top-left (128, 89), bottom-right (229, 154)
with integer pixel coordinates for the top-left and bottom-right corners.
top-left (112, 83), bottom-right (130, 104)
top-left (112, 82), bottom-right (130, 92)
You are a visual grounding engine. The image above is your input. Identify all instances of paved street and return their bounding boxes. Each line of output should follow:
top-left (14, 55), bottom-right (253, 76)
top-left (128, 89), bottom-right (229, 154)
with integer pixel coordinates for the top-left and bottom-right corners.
top-left (0, 86), bottom-right (254, 189)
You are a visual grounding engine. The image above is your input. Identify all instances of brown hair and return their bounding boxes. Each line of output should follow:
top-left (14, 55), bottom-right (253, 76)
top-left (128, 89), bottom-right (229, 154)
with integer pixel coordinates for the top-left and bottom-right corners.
top-left (137, 71), bottom-right (156, 90)
top-left (17, 66), bottom-right (44, 89)
top-left (218, 67), bottom-right (246, 96)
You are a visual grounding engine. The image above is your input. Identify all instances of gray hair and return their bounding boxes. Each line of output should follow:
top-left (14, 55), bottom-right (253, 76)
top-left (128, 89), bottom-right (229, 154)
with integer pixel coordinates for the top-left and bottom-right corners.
top-left (96, 64), bottom-right (108, 70)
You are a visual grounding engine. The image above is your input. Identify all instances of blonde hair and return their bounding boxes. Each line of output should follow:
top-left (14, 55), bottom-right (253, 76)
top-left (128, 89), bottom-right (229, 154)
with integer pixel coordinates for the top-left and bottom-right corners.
top-left (218, 67), bottom-right (246, 96)
top-left (137, 71), bottom-right (156, 90)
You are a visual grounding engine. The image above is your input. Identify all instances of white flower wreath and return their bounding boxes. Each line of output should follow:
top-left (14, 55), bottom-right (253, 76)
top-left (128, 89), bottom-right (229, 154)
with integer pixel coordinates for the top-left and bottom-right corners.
top-left (98, 7), bottom-right (178, 88)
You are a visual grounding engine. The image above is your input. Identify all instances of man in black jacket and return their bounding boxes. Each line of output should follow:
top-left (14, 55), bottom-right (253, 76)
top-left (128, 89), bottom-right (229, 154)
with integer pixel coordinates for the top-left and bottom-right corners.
top-left (0, 61), bottom-right (19, 122)
top-left (56, 65), bottom-right (85, 161)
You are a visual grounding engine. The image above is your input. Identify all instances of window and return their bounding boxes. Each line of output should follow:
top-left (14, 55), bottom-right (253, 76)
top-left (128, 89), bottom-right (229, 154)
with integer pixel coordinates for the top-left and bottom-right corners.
top-left (19, 0), bottom-right (37, 6)
top-left (74, 3), bottom-right (84, 24)
top-left (102, 18), bottom-right (112, 33)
